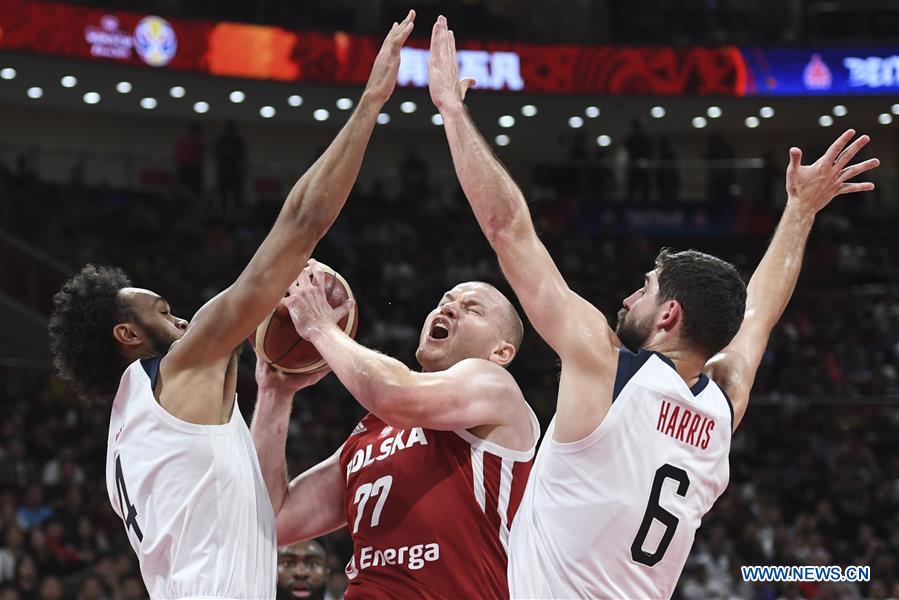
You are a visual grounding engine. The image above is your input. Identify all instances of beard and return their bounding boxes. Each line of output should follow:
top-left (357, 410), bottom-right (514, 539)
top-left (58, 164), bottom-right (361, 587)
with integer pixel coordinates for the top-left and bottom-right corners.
top-left (276, 582), bottom-right (325, 600)
top-left (615, 308), bottom-right (651, 352)
top-left (137, 319), bottom-right (179, 357)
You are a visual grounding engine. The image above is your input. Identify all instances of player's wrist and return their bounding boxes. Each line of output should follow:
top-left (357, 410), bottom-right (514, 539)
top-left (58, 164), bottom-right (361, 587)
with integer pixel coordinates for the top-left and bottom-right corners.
top-left (437, 99), bottom-right (466, 119)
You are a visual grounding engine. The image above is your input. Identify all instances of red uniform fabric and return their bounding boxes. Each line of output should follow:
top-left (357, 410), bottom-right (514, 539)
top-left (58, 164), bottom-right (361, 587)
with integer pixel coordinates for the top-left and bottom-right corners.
top-left (339, 412), bottom-right (536, 599)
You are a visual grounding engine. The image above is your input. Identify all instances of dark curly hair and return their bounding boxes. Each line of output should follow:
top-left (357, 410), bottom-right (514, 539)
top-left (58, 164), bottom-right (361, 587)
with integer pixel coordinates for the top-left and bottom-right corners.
top-left (655, 248), bottom-right (747, 358)
top-left (49, 264), bottom-right (135, 404)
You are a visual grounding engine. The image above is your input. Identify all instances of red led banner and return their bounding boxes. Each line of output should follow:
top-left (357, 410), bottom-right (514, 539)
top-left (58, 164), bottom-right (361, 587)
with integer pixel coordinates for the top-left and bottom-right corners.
top-left (0, 0), bottom-right (747, 96)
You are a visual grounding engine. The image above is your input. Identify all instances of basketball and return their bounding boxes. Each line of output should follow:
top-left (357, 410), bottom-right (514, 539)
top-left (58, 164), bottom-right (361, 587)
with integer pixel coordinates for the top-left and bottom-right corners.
top-left (254, 263), bottom-right (359, 373)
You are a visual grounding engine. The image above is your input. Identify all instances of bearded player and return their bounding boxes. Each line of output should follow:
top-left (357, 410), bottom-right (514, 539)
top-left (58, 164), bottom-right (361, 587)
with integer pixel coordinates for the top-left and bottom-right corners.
top-left (428, 15), bottom-right (880, 599)
top-left (252, 262), bottom-right (539, 599)
top-left (46, 12), bottom-right (417, 598)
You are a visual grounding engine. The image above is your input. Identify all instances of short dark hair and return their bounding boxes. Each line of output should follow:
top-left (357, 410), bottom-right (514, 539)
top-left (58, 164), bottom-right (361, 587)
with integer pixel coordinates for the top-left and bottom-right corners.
top-left (654, 248), bottom-right (746, 358)
top-left (48, 265), bottom-right (134, 404)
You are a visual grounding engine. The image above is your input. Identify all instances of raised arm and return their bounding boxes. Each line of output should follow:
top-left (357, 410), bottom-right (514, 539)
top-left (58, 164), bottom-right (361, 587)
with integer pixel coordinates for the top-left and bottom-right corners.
top-left (166, 12), bottom-right (416, 369)
top-left (705, 129), bottom-right (879, 430)
top-left (249, 358), bottom-right (347, 544)
top-left (284, 263), bottom-right (525, 432)
top-left (427, 17), bottom-right (616, 368)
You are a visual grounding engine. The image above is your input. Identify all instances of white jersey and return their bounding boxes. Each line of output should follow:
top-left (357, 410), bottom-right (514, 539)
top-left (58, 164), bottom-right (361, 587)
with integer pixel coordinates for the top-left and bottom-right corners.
top-left (105, 357), bottom-right (276, 599)
top-left (508, 348), bottom-right (732, 599)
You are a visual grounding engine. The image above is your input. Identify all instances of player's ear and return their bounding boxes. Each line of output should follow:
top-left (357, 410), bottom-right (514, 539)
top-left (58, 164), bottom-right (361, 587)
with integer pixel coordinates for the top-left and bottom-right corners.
top-left (113, 322), bottom-right (143, 349)
top-left (489, 341), bottom-right (516, 367)
top-left (658, 300), bottom-right (681, 332)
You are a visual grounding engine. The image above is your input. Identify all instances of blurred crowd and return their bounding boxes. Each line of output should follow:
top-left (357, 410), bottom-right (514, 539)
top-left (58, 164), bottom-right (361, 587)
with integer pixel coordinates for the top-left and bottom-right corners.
top-left (1, 127), bottom-right (898, 598)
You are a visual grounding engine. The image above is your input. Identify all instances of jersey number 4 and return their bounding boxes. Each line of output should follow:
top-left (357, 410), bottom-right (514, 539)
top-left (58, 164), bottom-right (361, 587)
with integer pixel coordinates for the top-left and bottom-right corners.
top-left (115, 455), bottom-right (144, 542)
top-left (631, 463), bottom-right (689, 567)
top-left (352, 475), bottom-right (393, 534)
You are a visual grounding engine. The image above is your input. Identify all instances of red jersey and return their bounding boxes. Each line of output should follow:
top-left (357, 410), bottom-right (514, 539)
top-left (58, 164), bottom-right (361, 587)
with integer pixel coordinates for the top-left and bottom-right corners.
top-left (339, 410), bottom-right (540, 599)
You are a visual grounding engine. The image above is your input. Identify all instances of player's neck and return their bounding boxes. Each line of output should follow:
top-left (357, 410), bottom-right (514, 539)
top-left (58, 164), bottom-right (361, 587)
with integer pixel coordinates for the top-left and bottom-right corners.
top-left (643, 343), bottom-right (707, 388)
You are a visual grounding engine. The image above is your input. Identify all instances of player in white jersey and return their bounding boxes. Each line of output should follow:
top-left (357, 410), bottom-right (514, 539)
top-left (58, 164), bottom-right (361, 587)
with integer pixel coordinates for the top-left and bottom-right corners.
top-left (47, 14), bottom-right (416, 598)
top-left (427, 17), bottom-right (881, 599)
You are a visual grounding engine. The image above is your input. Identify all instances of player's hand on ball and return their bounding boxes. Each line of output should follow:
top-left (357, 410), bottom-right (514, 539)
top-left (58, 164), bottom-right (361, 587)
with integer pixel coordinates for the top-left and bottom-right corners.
top-left (284, 260), bottom-right (356, 340)
top-left (364, 9), bottom-right (416, 105)
top-left (786, 129), bottom-right (880, 215)
top-left (428, 15), bottom-right (476, 112)
top-left (254, 356), bottom-right (329, 396)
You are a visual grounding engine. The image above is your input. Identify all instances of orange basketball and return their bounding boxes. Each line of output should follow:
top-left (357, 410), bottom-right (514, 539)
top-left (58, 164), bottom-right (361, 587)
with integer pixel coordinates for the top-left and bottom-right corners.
top-left (254, 263), bottom-right (358, 373)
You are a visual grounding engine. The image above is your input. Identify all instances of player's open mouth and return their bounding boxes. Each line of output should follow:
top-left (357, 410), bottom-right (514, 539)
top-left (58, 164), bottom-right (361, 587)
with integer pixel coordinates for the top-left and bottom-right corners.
top-left (291, 582), bottom-right (311, 598)
top-left (428, 318), bottom-right (451, 342)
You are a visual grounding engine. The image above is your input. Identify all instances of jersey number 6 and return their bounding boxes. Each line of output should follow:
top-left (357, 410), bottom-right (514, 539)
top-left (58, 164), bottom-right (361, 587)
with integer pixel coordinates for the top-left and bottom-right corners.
top-left (630, 463), bottom-right (689, 567)
top-left (352, 475), bottom-right (393, 534)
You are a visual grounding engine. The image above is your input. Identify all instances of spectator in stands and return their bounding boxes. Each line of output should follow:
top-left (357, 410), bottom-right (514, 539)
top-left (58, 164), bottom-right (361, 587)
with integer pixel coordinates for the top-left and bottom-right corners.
top-left (624, 118), bottom-right (652, 202)
top-left (174, 122), bottom-right (205, 197)
top-left (213, 120), bottom-right (248, 216)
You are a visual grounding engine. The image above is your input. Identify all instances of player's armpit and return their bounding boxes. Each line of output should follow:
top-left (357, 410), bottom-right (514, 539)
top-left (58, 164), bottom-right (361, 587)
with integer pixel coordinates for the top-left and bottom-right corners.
top-left (275, 449), bottom-right (347, 546)
top-left (704, 349), bottom-right (754, 432)
top-left (376, 359), bottom-right (525, 433)
top-left (551, 352), bottom-right (619, 444)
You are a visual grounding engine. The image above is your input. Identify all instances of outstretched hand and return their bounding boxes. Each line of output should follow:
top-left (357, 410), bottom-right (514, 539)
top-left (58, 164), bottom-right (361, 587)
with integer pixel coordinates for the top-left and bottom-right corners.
top-left (786, 129), bottom-right (880, 215)
top-left (254, 355), bottom-right (330, 397)
top-left (365, 10), bottom-right (416, 105)
top-left (428, 15), bottom-right (476, 112)
top-left (283, 259), bottom-right (355, 340)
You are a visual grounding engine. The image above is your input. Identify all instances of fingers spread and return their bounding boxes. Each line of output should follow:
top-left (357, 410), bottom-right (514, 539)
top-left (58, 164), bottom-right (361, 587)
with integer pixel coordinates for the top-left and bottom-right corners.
top-left (824, 129), bottom-right (856, 164)
top-left (840, 157), bottom-right (881, 182)
top-left (837, 182), bottom-right (876, 196)
top-left (835, 134), bottom-right (870, 168)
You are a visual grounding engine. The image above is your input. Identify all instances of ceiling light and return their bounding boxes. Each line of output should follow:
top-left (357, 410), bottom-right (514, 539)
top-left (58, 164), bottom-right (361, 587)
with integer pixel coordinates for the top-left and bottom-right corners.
top-left (568, 116), bottom-right (584, 128)
top-left (193, 101), bottom-right (209, 114)
top-left (26, 87), bottom-right (43, 99)
top-left (890, 103), bottom-right (899, 115)
top-left (82, 92), bottom-right (100, 104)
top-left (377, 112), bottom-right (390, 125)
top-left (400, 101), bottom-right (417, 114)
top-left (260, 106), bottom-right (276, 118)
top-left (336, 97), bottom-right (353, 110)
top-left (692, 116), bottom-right (707, 128)
top-left (707, 106), bottom-right (722, 118)
top-left (832, 105), bottom-right (847, 117)
top-left (313, 109), bottom-right (330, 121)
top-left (287, 94), bottom-right (303, 107)
top-left (651, 106), bottom-right (666, 118)
top-left (116, 81), bottom-right (132, 94)
top-left (431, 114), bottom-right (444, 126)
top-left (0, 67), bottom-right (16, 80)
top-left (878, 113), bottom-right (893, 125)
top-left (818, 115), bottom-right (833, 127)
top-left (498, 115), bottom-right (516, 128)
top-left (61, 75), bottom-right (77, 88)
top-left (745, 116), bottom-right (760, 128)
top-left (596, 135), bottom-right (611, 147)
top-left (140, 97), bottom-right (157, 109)
top-left (495, 134), bottom-right (510, 146)
top-left (521, 104), bottom-right (537, 117)
top-left (169, 86), bottom-right (186, 98)
top-left (759, 106), bottom-right (775, 118)
top-left (585, 106), bottom-right (600, 118)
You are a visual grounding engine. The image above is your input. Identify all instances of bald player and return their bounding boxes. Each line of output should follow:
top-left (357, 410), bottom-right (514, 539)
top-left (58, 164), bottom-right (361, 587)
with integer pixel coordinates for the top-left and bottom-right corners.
top-left (252, 262), bottom-right (539, 598)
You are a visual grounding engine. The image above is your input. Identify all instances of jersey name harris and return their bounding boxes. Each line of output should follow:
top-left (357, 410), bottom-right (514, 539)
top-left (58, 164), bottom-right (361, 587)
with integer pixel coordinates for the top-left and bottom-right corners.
top-left (346, 426), bottom-right (429, 479)
top-left (655, 400), bottom-right (716, 450)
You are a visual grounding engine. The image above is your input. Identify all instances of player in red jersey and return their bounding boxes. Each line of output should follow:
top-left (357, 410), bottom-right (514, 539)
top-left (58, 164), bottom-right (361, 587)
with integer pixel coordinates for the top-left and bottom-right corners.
top-left (252, 261), bottom-right (539, 599)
